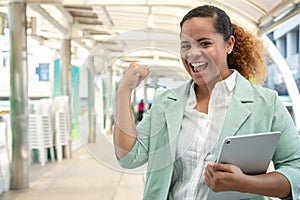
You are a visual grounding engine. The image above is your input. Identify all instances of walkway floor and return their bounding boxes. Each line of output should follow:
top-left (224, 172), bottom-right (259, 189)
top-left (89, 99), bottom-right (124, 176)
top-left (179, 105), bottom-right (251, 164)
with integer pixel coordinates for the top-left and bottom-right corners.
top-left (0, 134), bottom-right (145, 200)
top-left (0, 131), bottom-right (284, 200)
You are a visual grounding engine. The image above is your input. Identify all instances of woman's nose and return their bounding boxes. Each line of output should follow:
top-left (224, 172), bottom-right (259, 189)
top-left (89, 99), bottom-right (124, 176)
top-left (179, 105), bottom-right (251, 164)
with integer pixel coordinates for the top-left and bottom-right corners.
top-left (187, 46), bottom-right (201, 58)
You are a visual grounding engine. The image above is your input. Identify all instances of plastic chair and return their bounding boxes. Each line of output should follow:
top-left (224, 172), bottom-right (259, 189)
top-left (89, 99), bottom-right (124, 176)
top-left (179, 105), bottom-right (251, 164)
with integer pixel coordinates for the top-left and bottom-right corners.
top-left (54, 111), bottom-right (69, 162)
top-left (28, 114), bottom-right (55, 165)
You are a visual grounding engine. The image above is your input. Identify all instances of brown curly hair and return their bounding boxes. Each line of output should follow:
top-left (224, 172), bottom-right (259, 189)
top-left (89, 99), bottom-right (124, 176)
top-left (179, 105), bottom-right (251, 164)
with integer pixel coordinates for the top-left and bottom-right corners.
top-left (229, 24), bottom-right (267, 85)
top-left (180, 5), bottom-right (267, 85)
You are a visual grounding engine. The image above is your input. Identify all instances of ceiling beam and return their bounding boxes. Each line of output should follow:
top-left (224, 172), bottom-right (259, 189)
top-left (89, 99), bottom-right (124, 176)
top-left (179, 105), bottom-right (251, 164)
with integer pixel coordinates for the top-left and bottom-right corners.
top-left (258, 0), bottom-right (298, 26)
top-left (55, 4), bottom-right (73, 24)
top-left (30, 4), bottom-right (93, 51)
top-left (258, 4), bottom-right (300, 36)
top-left (73, 40), bottom-right (92, 51)
top-left (30, 4), bottom-right (69, 35)
top-left (26, 0), bottom-right (63, 3)
top-left (240, 0), bottom-right (266, 15)
top-left (102, 6), bottom-right (114, 26)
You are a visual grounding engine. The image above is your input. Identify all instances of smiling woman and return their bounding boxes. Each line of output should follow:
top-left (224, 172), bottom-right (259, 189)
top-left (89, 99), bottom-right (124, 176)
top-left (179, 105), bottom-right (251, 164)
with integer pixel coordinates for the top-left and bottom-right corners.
top-left (113, 4), bottom-right (300, 200)
top-left (1, 0), bottom-right (300, 199)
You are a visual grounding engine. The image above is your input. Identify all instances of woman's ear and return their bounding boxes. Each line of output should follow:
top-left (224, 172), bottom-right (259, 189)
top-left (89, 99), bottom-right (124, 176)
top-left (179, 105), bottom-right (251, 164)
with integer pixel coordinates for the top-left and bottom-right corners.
top-left (226, 35), bottom-right (235, 54)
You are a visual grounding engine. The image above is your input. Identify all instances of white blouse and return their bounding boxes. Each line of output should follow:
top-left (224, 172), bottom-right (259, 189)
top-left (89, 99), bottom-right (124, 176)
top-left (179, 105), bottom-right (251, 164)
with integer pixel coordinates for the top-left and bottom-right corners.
top-left (168, 70), bottom-right (236, 200)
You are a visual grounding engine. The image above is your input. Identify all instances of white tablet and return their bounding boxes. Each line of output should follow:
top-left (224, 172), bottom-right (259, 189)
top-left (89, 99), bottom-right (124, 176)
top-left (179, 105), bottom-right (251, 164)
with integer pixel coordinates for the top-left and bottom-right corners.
top-left (209, 131), bottom-right (281, 200)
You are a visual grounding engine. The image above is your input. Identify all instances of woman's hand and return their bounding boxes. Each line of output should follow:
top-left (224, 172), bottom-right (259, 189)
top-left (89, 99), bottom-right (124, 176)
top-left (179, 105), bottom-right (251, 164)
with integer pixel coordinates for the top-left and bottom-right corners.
top-left (204, 162), bottom-right (246, 192)
top-left (119, 62), bottom-right (150, 93)
top-left (204, 162), bottom-right (291, 198)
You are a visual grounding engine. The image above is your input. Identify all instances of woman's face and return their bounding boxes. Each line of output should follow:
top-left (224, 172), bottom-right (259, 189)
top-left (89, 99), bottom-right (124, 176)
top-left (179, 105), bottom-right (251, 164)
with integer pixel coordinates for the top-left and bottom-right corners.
top-left (180, 17), bottom-right (234, 87)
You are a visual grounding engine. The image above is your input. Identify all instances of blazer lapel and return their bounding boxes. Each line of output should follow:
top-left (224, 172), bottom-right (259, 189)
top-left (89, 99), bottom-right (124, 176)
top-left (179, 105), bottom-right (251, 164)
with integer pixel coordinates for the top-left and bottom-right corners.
top-left (214, 73), bottom-right (254, 160)
top-left (161, 74), bottom-right (255, 161)
top-left (164, 80), bottom-right (191, 161)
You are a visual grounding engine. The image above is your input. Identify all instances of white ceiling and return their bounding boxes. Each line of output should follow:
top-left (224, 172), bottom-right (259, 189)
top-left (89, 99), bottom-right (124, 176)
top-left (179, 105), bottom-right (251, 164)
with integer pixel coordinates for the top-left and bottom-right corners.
top-left (0, 0), bottom-right (300, 80)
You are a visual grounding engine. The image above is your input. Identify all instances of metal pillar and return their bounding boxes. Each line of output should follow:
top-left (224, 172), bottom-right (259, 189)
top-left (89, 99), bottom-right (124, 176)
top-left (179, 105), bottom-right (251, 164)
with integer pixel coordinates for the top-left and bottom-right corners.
top-left (60, 39), bottom-right (72, 158)
top-left (88, 57), bottom-right (96, 143)
top-left (8, 0), bottom-right (29, 190)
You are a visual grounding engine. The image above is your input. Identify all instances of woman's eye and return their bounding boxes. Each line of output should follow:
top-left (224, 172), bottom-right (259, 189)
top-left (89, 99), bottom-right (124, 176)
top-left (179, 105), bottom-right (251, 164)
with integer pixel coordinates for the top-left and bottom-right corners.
top-left (199, 42), bottom-right (211, 48)
top-left (181, 44), bottom-right (191, 50)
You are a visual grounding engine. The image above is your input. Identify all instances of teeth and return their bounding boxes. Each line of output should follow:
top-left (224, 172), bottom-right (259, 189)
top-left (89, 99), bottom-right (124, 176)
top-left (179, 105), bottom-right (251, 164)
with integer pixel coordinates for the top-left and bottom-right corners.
top-left (190, 61), bottom-right (207, 72)
top-left (191, 62), bottom-right (206, 67)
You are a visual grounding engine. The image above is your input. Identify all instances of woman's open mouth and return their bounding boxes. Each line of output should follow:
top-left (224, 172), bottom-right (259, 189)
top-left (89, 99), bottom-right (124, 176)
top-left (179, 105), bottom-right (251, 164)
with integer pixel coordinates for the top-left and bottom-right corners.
top-left (189, 61), bottom-right (208, 73)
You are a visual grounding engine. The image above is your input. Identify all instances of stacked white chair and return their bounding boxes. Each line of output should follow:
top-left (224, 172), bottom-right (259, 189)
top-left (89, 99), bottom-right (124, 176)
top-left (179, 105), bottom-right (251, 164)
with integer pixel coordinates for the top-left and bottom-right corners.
top-left (41, 115), bottom-right (55, 162)
top-left (52, 96), bottom-right (70, 162)
top-left (28, 98), bottom-right (54, 165)
top-left (28, 114), bottom-right (47, 166)
top-left (54, 111), bottom-right (69, 162)
top-left (37, 99), bottom-right (55, 163)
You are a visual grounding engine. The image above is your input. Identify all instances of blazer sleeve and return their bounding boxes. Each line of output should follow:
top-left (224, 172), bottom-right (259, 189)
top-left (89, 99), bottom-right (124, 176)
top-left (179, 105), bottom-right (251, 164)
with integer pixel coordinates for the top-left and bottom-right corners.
top-left (271, 94), bottom-right (300, 200)
top-left (118, 90), bottom-right (168, 169)
top-left (117, 107), bottom-right (151, 169)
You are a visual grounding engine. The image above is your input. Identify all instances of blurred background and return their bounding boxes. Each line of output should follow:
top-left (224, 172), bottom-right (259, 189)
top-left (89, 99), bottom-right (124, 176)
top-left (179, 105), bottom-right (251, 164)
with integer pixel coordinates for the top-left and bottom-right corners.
top-left (0, 0), bottom-right (300, 199)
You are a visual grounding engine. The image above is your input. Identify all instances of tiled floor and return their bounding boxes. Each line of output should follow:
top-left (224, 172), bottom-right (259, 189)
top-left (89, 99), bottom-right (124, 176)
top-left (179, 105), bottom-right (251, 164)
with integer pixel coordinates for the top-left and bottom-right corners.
top-left (0, 134), bottom-right (145, 200)
top-left (0, 132), bottom-right (290, 200)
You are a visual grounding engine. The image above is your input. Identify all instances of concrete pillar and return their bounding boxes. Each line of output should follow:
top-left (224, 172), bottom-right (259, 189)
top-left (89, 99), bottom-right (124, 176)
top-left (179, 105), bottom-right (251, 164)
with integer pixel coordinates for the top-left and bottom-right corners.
top-left (143, 79), bottom-right (148, 109)
top-left (87, 57), bottom-right (96, 143)
top-left (8, 0), bottom-right (29, 190)
top-left (286, 31), bottom-right (297, 57)
top-left (133, 90), bottom-right (137, 118)
top-left (30, 17), bottom-right (37, 35)
top-left (0, 16), bottom-right (4, 35)
top-left (104, 63), bottom-right (113, 134)
top-left (60, 39), bottom-right (71, 96)
top-left (94, 74), bottom-right (104, 135)
top-left (153, 76), bottom-right (158, 91)
top-left (276, 36), bottom-right (286, 58)
top-left (60, 39), bottom-right (72, 158)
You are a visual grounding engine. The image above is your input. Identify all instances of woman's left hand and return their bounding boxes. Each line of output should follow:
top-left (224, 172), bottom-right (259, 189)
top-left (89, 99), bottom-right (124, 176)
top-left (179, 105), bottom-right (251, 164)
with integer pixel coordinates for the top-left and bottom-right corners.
top-left (204, 162), bottom-right (246, 192)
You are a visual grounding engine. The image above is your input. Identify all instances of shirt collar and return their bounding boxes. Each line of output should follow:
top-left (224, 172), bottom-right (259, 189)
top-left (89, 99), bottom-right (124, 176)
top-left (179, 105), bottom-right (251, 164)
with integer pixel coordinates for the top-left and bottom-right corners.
top-left (187, 70), bottom-right (237, 108)
top-left (222, 69), bottom-right (237, 92)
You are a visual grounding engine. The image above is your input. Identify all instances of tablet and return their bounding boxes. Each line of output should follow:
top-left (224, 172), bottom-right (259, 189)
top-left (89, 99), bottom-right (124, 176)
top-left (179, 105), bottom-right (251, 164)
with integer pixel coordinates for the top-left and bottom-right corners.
top-left (209, 131), bottom-right (281, 200)
top-left (217, 131), bottom-right (281, 175)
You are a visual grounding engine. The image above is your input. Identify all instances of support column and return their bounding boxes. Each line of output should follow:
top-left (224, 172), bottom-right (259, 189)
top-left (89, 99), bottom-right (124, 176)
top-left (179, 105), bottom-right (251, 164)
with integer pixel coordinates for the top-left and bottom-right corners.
top-left (0, 16), bottom-right (4, 35)
top-left (95, 73), bottom-right (104, 135)
top-left (153, 76), bottom-right (158, 91)
top-left (87, 57), bottom-right (96, 143)
top-left (133, 90), bottom-right (137, 118)
top-left (8, 0), bottom-right (29, 190)
top-left (276, 37), bottom-right (286, 58)
top-left (104, 63), bottom-right (113, 134)
top-left (286, 31), bottom-right (297, 57)
top-left (60, 39), bottom-right (72, 158)
top-left (143, 79), bottom-right (148, 109)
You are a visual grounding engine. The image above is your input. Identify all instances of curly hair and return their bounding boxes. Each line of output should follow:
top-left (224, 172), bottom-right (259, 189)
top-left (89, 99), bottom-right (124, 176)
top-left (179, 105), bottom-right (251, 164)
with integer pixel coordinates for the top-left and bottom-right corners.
top-left (229, 24), bottom-right (267, 85)
top-left (180, 5), bottom-right (267, 85)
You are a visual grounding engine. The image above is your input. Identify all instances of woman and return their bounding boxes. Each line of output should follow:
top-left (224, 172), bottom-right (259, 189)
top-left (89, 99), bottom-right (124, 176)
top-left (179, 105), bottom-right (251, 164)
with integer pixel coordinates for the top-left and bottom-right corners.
top-left (113, 5), bottom-right (300, 200)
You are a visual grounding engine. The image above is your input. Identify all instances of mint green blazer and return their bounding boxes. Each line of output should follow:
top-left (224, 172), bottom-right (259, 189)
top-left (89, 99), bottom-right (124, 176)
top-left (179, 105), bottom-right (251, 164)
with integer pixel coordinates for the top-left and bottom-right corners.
top-left (118, 72), bottom-right (300, 200)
